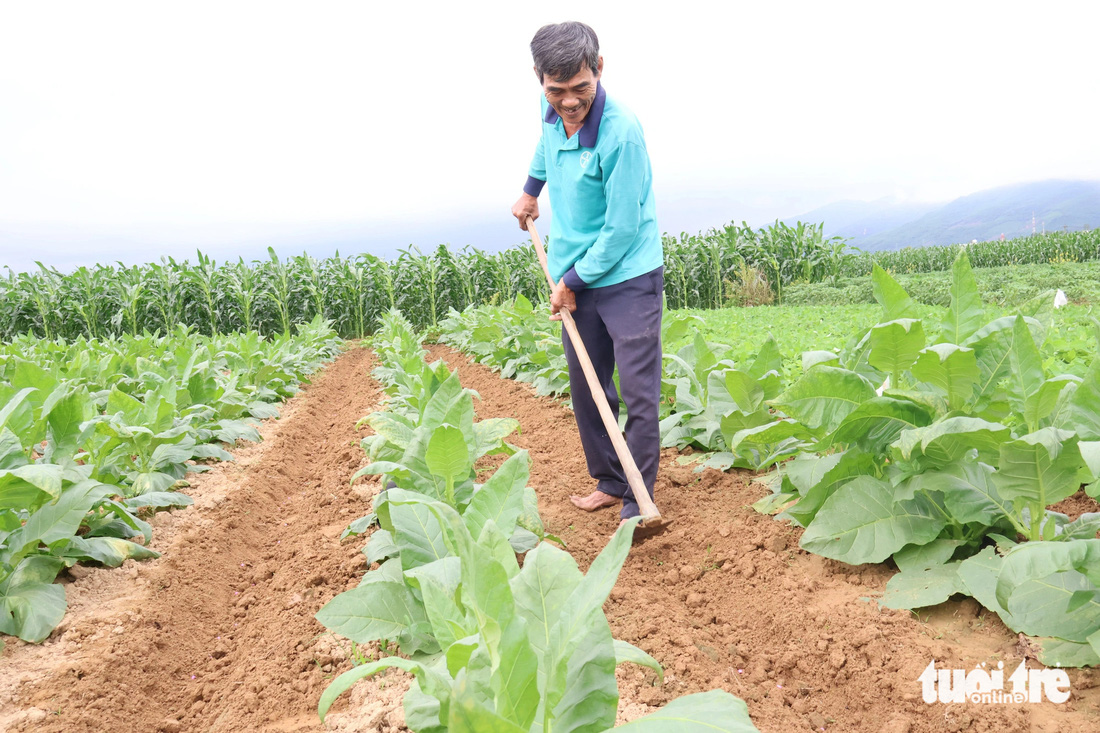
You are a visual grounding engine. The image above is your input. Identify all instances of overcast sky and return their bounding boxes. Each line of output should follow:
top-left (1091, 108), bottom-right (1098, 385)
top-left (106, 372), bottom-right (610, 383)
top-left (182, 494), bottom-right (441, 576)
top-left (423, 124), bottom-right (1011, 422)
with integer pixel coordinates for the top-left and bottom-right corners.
top-left (2, 1), bottom-right (1098, 272)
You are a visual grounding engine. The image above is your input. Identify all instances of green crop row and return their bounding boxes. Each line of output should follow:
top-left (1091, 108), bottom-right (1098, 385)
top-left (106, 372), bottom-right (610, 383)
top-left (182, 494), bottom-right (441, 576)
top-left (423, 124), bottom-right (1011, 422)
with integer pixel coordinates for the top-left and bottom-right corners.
top-left (439, 253), bottom-right (1100, 668)
top-left (0, 246), bottom-right (548, 342)
top-left (843, 229), bottom-right (1100, 276)
top-left (318, 311), bottom-right (759, 732)
top-left (785, 261), bottom-right (1100, 308)
top-left (6, 226), bottom-right (1097, 342)
top-left (0, 317), bottom-right (342, 646)
top-left (0, 222), bottom-right (861, 340)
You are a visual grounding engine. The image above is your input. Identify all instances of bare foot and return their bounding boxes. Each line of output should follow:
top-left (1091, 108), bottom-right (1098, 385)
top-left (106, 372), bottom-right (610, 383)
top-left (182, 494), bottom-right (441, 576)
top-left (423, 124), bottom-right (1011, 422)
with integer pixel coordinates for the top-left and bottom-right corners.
top-left (569, 490), bottom-right (619, 512)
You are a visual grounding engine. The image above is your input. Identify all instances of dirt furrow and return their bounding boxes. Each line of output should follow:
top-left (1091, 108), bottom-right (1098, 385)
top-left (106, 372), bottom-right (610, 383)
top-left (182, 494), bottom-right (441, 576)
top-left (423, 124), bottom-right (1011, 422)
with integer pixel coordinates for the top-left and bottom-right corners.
top-left (2, 345), bottom-right (394, 733)
top-left (427, 344), bottom-right (1100, 733)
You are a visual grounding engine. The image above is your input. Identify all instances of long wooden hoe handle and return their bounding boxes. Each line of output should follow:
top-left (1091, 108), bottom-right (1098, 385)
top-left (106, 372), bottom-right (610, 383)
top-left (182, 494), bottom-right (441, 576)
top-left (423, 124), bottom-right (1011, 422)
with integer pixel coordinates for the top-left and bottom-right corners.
top-left (525, 216), bottom-right (662, 522)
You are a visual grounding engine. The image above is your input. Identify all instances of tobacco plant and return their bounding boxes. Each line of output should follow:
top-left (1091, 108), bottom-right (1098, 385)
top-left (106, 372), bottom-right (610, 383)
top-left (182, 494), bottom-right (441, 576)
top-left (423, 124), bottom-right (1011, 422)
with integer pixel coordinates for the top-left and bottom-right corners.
top-left (0, 317), bottom-right (342, 645)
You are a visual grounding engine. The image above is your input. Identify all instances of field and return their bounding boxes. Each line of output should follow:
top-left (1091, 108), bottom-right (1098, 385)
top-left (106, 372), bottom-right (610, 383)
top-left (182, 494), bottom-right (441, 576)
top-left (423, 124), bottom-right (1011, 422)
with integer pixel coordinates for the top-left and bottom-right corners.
top-left (3, 227), bottom-right (1097, 339)
top-left (2, 237), bottom-right (1100, 732)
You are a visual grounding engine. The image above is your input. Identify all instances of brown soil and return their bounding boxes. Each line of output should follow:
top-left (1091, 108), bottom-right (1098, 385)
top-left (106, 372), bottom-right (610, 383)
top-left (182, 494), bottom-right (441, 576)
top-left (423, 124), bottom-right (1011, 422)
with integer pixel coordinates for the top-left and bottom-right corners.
top-left (1051, 490), bottom-right (1100, 526)
top-left (3, 342), bottom-right (1099, 733)
top-left (0, 345), bottom-right (407, 733)
top-left (425, 344), bottom-right (1100, 733)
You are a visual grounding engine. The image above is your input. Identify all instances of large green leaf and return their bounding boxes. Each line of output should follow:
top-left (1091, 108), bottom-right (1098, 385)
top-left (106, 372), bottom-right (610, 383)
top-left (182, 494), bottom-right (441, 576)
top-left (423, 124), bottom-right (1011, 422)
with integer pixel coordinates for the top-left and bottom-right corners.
top-left (420, 372), bottom-right (470, 431)
top-left (1032, 637), bottom-right (1100, 668)
top-left (0, 464), bottom-right (65, 511)
top-left (871, 263), bottom-right (918, 321)
top-left (956, 546), bottom-right (1018, 627)
top-left (799, 475), bottom-right (946, 564)
top-left (868, 319), bottom-right (925, 378)
top-left (1068, 356), bottom-right (1100, 440)
top-left (448, 692), bottom-right (529, 733)
top-left (44, 388), bottom-right (94, 461)
top-left (60, 536), bottom-right (159, 566)
top-left (710, 369), bottom-right (764, 415)
top-left (783, 449), bottom-right (876, 528)
top-left (880, 562), bottom-right (964, 610)
top-left (511, 543), bottom-right (583, 659)
top-left (0, 388), bottom-right (37, 439)
top-left (802, 351), bottom-right (840, 371)
top-left (390, 496), bottom-right (451, 571)
top-left (784, 452), bottom-right (843, 496)
top-left (965, 315), bottom-right (1043, 406)
top-left (996, 539), bottom-right (1100, 607)
top-left (542, 520), bottom-right (639, 731)
top-left (993, 428), bottom-right (1083, 511)
top-left (417, 573), bottom-right (470, 651)
top-left (1032, 376), bottom-right (1080, 432)
top-left (827, 396), bottom-right (932, 453)
top-left (910, 344), bottom-right (979, 409)
top-left (939, 251), bottom-right (985, 345)
top-left (1006, 316), bottom-right (1046, 429)
top-left (492, 611), bottom-right (540, 730)
top-left (747, 335), bottom-right (782, 381)
top-left (546, 611), bottom-right (619, 733)
top-left (0, 555), bottom-right (67, 643)
top-left (365, 529), bottom-right (399, 565)
top-left (727, 419), bottom-right (812, 452)
top-left (892, 538), bottom-right (963, 572)
top-left (366, 411), bottom-right (415, 452)
top-left (463, 451), bottom-right (529, 542)
top-left (0, 428), bottom-right (28, 471)
top-left (895, 417), bottom-right (1009, 467)
top-left (2, 479), bottom-right (112, 563)
top-left (770, 366), bottom-right (876, 434)
top-left (907, 461), bottom-right (1011, 526)
top-left (611, 690), bottom-right (760, 732)
top-left (315, 580), bottom-right (430, 644)
top-left (472, 417), bottom-right (520, 456)
top-left (425, 425), bottom-right (471, 488)
top-left (997, 567), bottom-right (1100, 644)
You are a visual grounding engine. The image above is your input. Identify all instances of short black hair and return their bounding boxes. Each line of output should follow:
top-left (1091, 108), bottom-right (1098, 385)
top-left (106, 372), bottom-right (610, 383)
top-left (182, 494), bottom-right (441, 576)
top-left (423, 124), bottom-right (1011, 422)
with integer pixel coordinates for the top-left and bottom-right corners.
top-left (530, 21), bottom-right (600, 83)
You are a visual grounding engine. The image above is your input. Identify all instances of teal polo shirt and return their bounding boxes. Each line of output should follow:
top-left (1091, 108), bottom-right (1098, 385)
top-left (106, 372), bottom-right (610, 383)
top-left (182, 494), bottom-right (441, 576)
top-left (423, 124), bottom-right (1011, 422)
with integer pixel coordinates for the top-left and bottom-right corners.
top-left (523, 82), bottom-right (663, 291)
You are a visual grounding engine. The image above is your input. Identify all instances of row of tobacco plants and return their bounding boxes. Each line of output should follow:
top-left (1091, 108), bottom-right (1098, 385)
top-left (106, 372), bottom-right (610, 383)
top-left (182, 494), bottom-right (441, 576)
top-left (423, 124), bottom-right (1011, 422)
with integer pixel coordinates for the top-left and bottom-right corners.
top-left (315, 310), bottom-right (759, 732)
top-left (0, 316), bottom-right (342, 647)
top-left (438, 252), bottom-right (1100, 668)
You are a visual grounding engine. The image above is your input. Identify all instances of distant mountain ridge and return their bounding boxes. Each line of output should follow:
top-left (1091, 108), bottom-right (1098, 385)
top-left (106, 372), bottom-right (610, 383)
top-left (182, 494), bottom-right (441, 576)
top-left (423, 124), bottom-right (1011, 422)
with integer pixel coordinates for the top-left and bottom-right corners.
top-left (787, 180), bottom-right (1100, 251)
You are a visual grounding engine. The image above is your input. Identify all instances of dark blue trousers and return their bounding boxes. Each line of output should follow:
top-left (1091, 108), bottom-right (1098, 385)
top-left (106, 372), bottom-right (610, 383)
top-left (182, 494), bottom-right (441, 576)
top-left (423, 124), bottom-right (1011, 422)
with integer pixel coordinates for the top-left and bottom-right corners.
top-left (563, 267), bottom-right (664, 519)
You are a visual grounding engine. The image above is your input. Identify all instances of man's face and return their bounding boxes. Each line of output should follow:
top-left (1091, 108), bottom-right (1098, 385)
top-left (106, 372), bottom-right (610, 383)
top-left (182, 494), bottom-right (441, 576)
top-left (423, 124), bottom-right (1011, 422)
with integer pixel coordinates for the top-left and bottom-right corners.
top-left (539, 57), bottom-right (603, 127)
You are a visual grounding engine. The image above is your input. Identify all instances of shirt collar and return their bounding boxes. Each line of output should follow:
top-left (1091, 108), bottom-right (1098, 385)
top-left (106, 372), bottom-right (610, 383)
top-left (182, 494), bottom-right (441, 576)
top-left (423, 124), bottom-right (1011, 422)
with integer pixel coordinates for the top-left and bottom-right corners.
top-left (543, 81), bottom-right (606, 148)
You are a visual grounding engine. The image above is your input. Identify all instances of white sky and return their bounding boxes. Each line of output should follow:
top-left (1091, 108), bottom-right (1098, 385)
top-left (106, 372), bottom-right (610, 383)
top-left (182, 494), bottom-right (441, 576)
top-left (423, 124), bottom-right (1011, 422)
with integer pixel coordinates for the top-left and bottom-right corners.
top-left (2, 1), bottom-right (1098, 271)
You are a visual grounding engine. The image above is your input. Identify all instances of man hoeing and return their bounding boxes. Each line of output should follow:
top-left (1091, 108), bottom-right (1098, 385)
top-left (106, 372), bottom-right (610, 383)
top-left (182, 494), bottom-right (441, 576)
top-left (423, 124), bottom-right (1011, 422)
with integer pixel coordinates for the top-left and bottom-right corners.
top-left (511, 20), bottom-right (664, 525)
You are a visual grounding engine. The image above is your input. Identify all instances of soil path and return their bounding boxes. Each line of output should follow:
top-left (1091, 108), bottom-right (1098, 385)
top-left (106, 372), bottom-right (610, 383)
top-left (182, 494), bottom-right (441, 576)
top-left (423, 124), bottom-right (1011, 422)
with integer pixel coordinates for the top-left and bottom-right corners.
top-left (427, 344), bottom-right (1100, 733)
top-left (1, 345), bottom-right (406, 733)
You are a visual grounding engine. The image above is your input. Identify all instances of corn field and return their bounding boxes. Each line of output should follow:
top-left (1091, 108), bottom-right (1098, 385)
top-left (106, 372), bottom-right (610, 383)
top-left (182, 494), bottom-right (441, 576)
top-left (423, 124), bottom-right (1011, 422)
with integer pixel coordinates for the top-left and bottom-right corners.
top-left (842, 229), bottom-right (1100, 276)
top-left (0, 245), bottom-right (548, 340)
top-left (4, 227), bottom-right (1098, 340)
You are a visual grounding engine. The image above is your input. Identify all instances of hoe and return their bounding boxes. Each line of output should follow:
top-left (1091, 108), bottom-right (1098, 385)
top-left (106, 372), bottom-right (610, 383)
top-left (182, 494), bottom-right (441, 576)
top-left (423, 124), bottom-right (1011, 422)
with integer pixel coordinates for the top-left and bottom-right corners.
top-left (526, 216), bottom-right (669, 536)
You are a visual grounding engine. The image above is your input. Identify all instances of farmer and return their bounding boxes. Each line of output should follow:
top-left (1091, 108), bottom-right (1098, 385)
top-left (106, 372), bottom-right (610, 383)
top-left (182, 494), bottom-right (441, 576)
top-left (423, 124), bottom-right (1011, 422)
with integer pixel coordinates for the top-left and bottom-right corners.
top-left (511, 21), bottom-right (664, 524)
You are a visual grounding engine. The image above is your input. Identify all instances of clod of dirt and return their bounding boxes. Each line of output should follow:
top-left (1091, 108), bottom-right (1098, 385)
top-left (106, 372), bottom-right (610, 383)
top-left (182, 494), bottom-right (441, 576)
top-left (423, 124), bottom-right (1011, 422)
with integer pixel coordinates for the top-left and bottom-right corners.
top-left (881, 718), bottom-right (912, 733)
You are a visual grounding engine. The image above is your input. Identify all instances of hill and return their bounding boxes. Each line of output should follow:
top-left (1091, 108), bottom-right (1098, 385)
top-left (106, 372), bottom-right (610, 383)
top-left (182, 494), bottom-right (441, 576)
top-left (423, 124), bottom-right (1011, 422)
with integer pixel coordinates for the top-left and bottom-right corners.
top-left (784, 198), bottom-right (940, 240)
top-left (789, 180), bottom-right (1100, 251)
